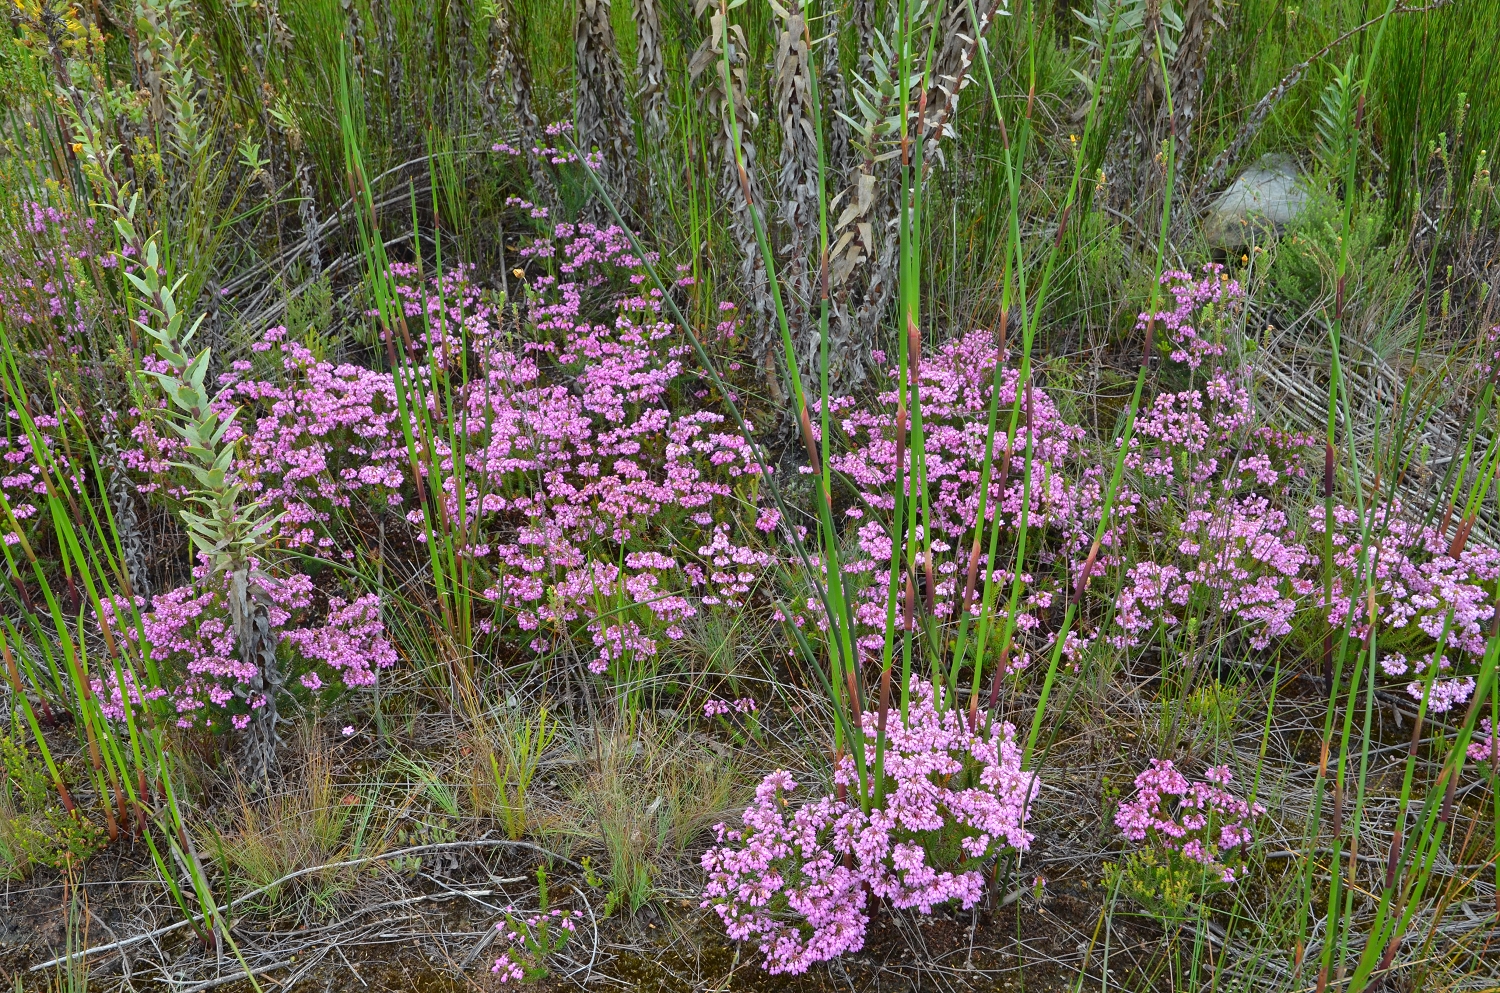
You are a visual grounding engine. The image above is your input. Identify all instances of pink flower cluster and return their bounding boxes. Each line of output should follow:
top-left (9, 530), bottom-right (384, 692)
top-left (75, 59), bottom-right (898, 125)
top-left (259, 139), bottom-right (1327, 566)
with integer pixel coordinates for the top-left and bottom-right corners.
top-left (1140, 265), bottom-right (1242, 369)
top-left (1, 200), bottom-right (114, 357)
top-left (700, 679), bottom-right (1037, 974)
top-left (95, 559), bottom-right (395, 729)
top-left (1113, 373), bottom-right (1318, 649)
top-left (0, 412), bottom-right (81, 542)
top-left (1107, 353), bottom-right (1500, 718)
top-left (704, 697), bottom-right (758, 716)
top-left (1312, 503), bottom-right (1500, 714)
top-left (1468, 718), bottom-right (1500, 766)
top-left (491, 907), bottom-right (576, 983)
top-left (118, 227), bottom-right (777, 676)
top-left (826, 330), bottom-right (1098, 659)
top-left (1114, 759), bottom-right (1264, 883)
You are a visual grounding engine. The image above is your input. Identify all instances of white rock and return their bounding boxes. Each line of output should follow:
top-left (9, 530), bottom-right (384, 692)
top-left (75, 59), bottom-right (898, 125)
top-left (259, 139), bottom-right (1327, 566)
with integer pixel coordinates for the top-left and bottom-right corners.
top-left (1203, 153), bottom-right (1310, 249)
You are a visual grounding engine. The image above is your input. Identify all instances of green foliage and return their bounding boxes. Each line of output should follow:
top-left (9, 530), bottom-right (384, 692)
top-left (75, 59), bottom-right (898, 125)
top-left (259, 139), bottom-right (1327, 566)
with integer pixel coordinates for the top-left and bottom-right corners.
top-left (1183, 679), bottom-right (1242, 750)
top-left (486, 706), bottom-right (556, 841)
top-left (282, 272), bottom-right (337, 362)
top-left (1374, 0), bottom-right (1500, 225)
top-left (0, 730), bottom-right (106, 878)
top-left (1266, 186), bottom-right (1408, 313)
top-left (1107, 846), bottom-right (1231, 923)
top-left (1313, 57), bottom-right (1359, 179)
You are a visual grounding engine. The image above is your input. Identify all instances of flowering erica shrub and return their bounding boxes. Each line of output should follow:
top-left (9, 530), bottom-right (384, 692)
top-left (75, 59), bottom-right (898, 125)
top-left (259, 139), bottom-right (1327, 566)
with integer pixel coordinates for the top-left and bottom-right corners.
top-left (1469, 718), bottom-right (1500, 767)
top-left (1, 413), bottom-right (80, 542)
top-left (0, 200), bottom-right (115, 356)
top-left (700, 678), bottom-right (1038, 974)
top-left (1316, 501), bottom-right (1500, 714)
top-left (1112, 372), bottom-right (1318, 650)
top-left (1111, 759), bottom-right (1264, 916)
top-left (491, 906), bottom-right (577, 983)
top-left (825, 328), bottom-right (1096, 662)
top-left (106, 225), bottom-right (782, 710)
top-left (87, 203), bottom-right (1496, 734)
top-left (95, 559), bottom-right (395, 730)
top-left (1144, 265), bottom-right (1242, 370)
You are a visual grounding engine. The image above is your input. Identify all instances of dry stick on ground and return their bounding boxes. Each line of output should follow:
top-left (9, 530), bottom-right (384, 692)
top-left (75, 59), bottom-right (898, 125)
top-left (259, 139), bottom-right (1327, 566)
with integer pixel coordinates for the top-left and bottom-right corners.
top-left (30, 839), bottom-right (579, 972)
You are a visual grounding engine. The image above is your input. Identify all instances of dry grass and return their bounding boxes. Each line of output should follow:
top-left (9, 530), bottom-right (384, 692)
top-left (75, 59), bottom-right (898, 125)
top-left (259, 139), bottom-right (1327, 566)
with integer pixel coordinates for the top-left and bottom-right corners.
top-left (199, 731), bottom-right (374, 920)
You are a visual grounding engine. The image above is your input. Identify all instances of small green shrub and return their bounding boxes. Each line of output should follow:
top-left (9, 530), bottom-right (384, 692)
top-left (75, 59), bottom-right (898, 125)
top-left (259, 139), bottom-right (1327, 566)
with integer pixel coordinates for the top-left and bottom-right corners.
top-left (1107, 846), bottom-right (1233, 922)
top-left (1, 732), bottom-right (107, 877)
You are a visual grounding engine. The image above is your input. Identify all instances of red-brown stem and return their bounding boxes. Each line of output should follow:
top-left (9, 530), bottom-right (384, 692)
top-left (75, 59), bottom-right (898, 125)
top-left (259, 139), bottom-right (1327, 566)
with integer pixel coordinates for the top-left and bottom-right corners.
top-left (1442, 678), bottom-right (1493, 824)
top-left (116, 786), bottom-right (131, 840)
top-left (799, 404), bottom-right (821, 479)
top-left (1073, 539), bottom-right (1101, 607)
top-left (1, 638), bottom-right (22, 695)
top-left (1315, 737), bottom-right (1332, 825)
top-left (1385, 705), bottom-right (1430, 886)
top-left (1362, 936), bottom-right (1400, 993)
top-left (987, 641), bottom-right (1011, 712)
top-left (923, 549), bottom-right (937, 618)
top-left (1448, 514), bottom-right (1474, 559)
top-left (958, 532), bottom-right (983, 624)
top-left (9, 571), bottom-right (35, 613)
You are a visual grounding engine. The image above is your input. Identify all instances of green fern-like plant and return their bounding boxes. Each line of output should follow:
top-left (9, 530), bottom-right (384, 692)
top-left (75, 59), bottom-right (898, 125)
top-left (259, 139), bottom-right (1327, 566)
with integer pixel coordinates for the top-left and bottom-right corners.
top-left (1314, 56), bottom-right (1360, 181)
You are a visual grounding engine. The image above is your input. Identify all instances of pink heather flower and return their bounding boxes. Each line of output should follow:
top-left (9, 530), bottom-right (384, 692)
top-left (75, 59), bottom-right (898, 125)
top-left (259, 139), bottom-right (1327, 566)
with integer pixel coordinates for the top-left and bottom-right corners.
top-left (702, 679), bottom-right (1037, 973)
top-left (1115, 759), bottom-right (1264, 880)
top-left (342, 726), bottom-right (355, 736)
top-left (491, 952), bottom-right (523, 982)
top-left (1408, 676), bottom-right (1476, 714)
top-left (1468, 719), bottom-right (1500, 766)
top-left (97, 561), bottom-right (397, 732)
